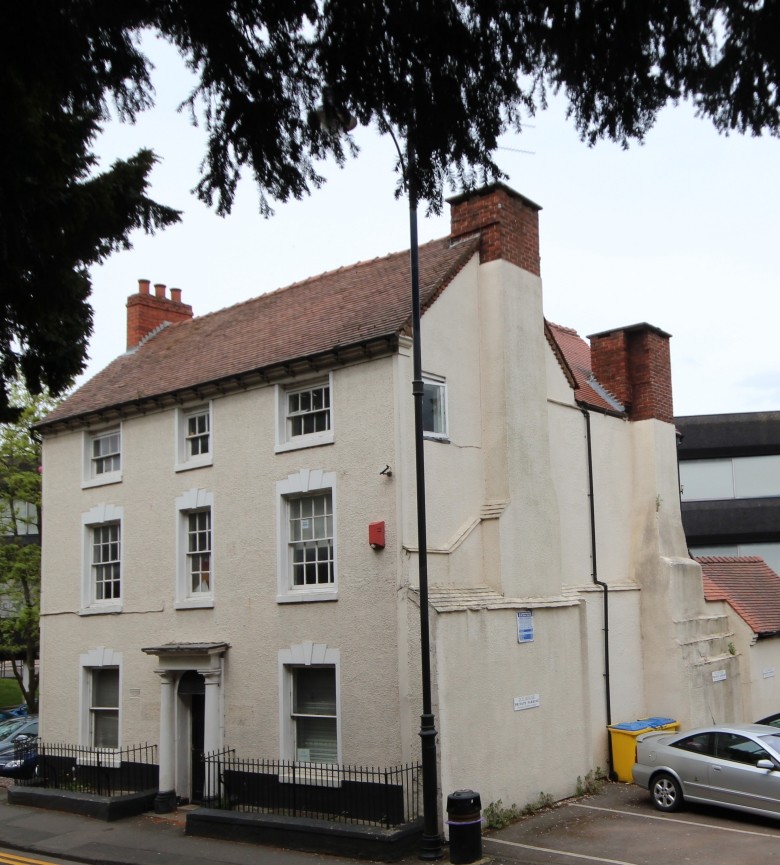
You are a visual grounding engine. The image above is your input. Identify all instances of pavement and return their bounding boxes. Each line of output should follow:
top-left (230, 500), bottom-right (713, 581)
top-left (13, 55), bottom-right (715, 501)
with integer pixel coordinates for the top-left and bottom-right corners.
top-left (0, 780), bottom-right (484, 865)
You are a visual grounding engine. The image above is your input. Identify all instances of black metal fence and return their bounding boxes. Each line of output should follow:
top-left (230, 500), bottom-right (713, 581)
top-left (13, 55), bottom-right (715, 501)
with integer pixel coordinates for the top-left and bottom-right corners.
top-left (19, 741), bottom-right (158, 796)
top-left (204, 750), bottom-right (421, 828)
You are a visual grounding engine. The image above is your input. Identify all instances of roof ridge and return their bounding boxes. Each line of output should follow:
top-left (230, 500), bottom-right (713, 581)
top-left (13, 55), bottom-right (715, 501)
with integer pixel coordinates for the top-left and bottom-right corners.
top-left (546, 321), bottom-right (579, 335)
top-left (186, 236), bottom-right (453, 326)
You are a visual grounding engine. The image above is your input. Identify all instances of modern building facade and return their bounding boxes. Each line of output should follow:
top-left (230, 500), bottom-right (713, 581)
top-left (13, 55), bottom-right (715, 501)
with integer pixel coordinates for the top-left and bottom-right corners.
top-left (677, 411), bottom-right (780, 573)
top-left (37, 184), bottom-right (742, 821)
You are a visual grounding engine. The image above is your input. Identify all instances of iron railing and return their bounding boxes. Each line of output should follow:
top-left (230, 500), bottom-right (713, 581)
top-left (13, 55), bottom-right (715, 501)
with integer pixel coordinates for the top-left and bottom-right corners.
top-left (204, 749), bottom-right (421, 828)
top-left (19, 740), bottom-right (158, 796)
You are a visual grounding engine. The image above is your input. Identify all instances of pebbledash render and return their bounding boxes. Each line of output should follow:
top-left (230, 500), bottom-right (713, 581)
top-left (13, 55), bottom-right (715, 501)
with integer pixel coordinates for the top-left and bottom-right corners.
top-left (37, 183), bottom-right (745, 819)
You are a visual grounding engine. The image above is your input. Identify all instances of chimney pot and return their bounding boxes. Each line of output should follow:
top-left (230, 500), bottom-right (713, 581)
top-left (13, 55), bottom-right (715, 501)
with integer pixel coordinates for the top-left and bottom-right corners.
top-left (126, 281), bottom-right (194, 349)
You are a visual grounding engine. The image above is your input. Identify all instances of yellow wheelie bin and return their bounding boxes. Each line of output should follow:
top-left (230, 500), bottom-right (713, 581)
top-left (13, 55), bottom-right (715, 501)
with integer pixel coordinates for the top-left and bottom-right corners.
top-left (608, 717), bottom-right (679, 782)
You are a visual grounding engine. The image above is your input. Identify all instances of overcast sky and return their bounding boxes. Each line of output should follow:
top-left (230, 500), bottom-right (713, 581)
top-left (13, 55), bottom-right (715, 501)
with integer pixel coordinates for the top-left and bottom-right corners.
top-left (85, 36), bottom-right (780, 418)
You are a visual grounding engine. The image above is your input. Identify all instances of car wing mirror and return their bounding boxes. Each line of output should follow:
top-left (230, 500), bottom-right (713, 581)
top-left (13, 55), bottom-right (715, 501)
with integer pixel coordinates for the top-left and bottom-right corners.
top-left (13, 734), bottom-right (30, 743)
top-left (757, 759), bottom-right (775, 770)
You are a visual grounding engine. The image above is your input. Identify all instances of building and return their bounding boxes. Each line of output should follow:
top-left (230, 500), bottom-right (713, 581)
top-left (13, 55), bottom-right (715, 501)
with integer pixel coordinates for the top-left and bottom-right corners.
top-left (677, 411), bottom-right (780, 573)
top-left (37, 183), bottom-right (742, 821)
top-left (699, 555), bottom-right (780, 722)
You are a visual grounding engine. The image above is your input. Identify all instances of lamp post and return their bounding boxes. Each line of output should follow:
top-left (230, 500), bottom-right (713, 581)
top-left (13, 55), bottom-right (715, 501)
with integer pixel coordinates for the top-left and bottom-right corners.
top-left (312, 98), bottom-right (443, 859)
top-left (405, 140), bottom-right (444, 861)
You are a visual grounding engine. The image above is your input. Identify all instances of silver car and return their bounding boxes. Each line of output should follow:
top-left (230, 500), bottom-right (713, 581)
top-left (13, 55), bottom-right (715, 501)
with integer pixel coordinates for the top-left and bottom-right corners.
top-left (633, 723), bottom-right (780, 819)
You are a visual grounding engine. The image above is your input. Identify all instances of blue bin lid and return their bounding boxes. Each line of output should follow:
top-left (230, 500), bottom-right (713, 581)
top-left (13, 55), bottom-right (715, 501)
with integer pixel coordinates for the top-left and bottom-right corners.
top-left (611, 720), bottom-right (651, 732)
top-left (638, 717), bottom-right (676, 728)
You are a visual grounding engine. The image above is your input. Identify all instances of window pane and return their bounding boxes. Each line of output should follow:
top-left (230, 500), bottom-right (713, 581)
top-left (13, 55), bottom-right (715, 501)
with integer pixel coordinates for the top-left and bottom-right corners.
top-left (91, 667), bottom-right (119, 748)
top-left (93, 669), bottom-right (119, 707)
top-left (93, 524), bottom-right (121, 600)
top-left (679, 459), bottom-right (734, 501)
top-left (293, 667), bottom-right (337, 763)
top-left (286, 383), bottom-right (331, 438)
top-left (422, 380), bottom-right (446, 435)
top-left (733, 455), bottom-right (780, 498)
top-left (92, 431), bottom-right (120, 475)
top-left (296, 717), bottom-right (337, 763)
top-left (187, 509), bottom-right (211, 593)
top-left (93, 711), bottom-right (119, 748)
top-left (186, 409), bottom-right (210, 457)
top-left (294, 667), bottom-right (336, 714)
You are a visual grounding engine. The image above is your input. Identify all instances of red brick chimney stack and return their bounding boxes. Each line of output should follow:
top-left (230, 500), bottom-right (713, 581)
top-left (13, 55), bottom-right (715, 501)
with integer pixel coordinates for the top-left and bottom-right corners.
top-left (588, 324), bottom-right (674, 423)
top-left (447, 183), bottom-right (542, 275)
top-left (126, 278), bottom-right (194, 349)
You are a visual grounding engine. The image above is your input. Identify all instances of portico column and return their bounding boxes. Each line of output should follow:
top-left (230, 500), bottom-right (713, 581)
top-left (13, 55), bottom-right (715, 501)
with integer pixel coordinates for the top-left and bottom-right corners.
top-left (200, 668), bottom-right (222, 802)
top-left (154, 669), bottom-right (178, 813)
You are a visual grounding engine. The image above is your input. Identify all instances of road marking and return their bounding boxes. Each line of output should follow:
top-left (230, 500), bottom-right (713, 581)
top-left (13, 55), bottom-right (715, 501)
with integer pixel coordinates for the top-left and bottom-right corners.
top-left (0, 854), bottom-right (60, 865)
top-left (572, 802), bottom-right (780, 839)
top-left (486, 836), bottom-right (639, 865)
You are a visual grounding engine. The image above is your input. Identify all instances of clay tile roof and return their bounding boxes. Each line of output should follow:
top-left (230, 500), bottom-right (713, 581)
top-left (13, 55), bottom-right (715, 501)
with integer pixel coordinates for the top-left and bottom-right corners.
top-left (42, 235), bottom-right (479, 427)
top-left (545, 321), bottom-right (624, 413)
top-left (697, 556), bottom-right (780, 636)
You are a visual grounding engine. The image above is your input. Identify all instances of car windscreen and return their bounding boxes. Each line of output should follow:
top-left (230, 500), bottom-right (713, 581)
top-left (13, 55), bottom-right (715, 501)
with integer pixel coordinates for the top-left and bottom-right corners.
top-left (758, 733), bottom-right (780, 756)
top-left (0, 718), bottom-right (25, 739)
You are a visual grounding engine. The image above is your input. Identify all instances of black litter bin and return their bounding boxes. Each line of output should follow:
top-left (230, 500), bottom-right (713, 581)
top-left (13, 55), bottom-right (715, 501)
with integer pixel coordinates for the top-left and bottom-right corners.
top-left (447, 789), bottom-right (482, 864)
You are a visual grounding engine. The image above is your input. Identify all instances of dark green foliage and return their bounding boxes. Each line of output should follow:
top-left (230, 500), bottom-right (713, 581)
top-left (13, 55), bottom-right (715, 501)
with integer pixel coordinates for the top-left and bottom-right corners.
top-left (0, 383), bottom-right (58, 713)
top-left (2, 2), bottom-right (779, 417)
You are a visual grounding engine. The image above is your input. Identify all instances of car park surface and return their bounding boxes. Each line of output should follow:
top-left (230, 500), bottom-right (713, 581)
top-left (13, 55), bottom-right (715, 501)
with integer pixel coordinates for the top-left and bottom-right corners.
top-left (482, 781), bottom-right (780, 865)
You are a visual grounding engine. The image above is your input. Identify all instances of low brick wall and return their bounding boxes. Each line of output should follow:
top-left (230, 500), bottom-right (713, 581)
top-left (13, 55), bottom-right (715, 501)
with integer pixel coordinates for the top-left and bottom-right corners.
top-left (8, 785), bottom-right (157, 821)
top-left (186, 808), bottom-right (424, 861)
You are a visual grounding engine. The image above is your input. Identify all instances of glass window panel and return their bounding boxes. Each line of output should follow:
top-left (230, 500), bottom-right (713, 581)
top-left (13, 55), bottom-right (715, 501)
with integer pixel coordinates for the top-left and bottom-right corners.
top-left (93, 669), bottom-right (119, 706)
top-left (295, 717), bottom-right (337, 763)
top-left (92, 431), bottom-right (120, 475)
top-left (422, 379), bottom-right (446, 436)
top-left (286, 384), bottom-right (331, 438)
top-left (93, 712), bottom-right (119, 748)
top-left (186, 509), bottom-right (211, 593)
top-left (294, 668), bottom-right (336, 714)
top-left (733, 455), bottom-right (780, 499)
top-left (679, 459), bottom-right (734, 501)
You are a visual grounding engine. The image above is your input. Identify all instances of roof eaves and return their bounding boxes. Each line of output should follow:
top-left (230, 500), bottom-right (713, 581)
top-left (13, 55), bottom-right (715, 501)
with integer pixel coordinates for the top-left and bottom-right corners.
top-left (37, 331), bottom-right (401, 433)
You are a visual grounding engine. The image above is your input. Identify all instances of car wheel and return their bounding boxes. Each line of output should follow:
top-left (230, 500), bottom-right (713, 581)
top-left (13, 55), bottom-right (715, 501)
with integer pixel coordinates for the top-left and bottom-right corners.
top-left (651, 772), bottom-right (683, 812)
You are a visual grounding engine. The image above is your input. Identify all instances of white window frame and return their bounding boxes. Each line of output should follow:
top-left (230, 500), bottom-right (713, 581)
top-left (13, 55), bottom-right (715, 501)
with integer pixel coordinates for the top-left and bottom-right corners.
top-left (276, 470), bottom-right (337, 603)
top-left (175, 403), bottom-right (213, 471)
top-left (79, 647), bottom-right (122, 750)
top-left (175, 488), bottom-right (214, 609)
top-left (82, 426), bottom-right (122, 488)
top-left (422, 374), bottom-right (448, 441)
top-left (275, 375), bottom-right (334, 453)
top-left (81, 504), bottom-right (124, 615)
top-left (278, 642), bottom-right (341, 766)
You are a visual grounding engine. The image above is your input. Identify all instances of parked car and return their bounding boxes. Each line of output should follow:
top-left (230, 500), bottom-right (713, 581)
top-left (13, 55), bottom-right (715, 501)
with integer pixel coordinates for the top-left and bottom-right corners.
top-left (0, 716), bottom-right (38, 779)
top-left (0, 704), bottom-right (28, 722)
top-left (757, 713), bottom-right (780, 729)
top-left (633, 723), bottom-right (780, 819)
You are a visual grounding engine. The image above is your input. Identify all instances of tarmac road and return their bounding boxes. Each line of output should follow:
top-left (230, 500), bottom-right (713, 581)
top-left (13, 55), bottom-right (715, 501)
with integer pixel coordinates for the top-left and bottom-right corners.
top-left (2, 778), bottom-right (780, 865)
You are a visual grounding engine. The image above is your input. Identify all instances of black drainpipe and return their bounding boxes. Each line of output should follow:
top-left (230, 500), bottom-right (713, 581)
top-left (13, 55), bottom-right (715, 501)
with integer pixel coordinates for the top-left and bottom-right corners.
top-left (581, 406), bottom-right (615, 779)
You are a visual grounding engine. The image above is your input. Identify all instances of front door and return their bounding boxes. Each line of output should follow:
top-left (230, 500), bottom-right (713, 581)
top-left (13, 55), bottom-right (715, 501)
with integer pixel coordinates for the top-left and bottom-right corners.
top-left (190, 692), bottom-right (205, 804)
top-left (177, 670), bottom-right (206, 805)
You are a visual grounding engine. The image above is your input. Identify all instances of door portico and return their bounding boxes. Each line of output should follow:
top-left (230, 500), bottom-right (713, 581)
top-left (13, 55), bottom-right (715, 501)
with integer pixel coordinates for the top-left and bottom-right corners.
top-left (141, 641), bottom-right (229, 813)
